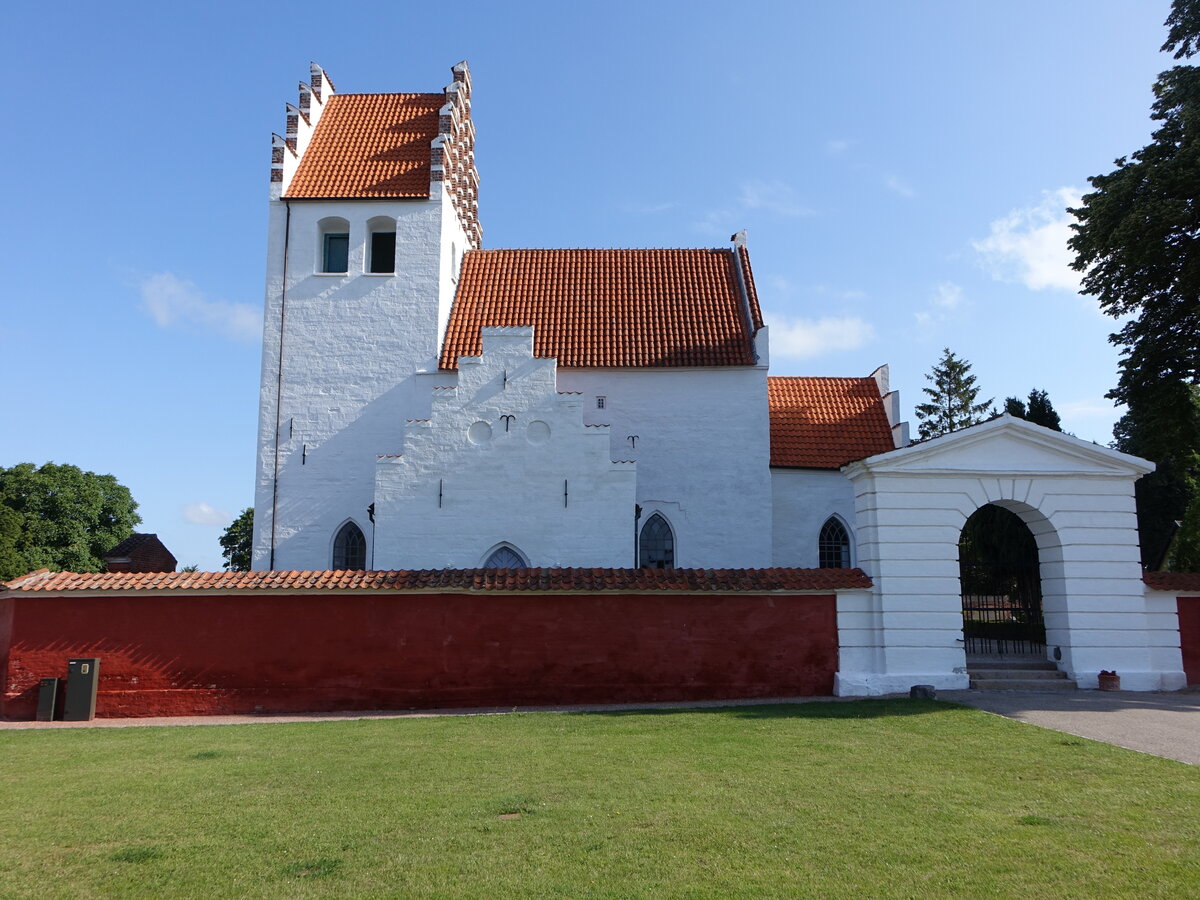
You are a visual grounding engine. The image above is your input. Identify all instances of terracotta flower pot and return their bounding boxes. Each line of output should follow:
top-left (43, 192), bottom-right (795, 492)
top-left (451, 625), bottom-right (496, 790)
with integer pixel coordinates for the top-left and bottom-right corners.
top-left (1098, 671), bottom-right (1121, 691)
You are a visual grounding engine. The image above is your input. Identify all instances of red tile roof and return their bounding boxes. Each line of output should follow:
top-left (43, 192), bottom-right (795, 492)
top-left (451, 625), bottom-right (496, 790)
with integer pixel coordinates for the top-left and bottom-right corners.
top-left (439, 248), bottom-right (764, 370)
top-left (3, 567), bottom-right (869, 594)
top-left (1143, 571), bottom-right (1200, 592)
top-left (768, 376), bottom-right (896, 469)
top-left (285, 93), bottom-right (444, 199)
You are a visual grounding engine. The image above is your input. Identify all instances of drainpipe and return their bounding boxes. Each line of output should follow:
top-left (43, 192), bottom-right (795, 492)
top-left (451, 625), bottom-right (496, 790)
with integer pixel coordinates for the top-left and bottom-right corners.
top-left (728, 230), bottom-right (758, 364)
top-left (633, 503), bottom-right (642, 568)
top-left (269, 200), bottom-right (292, 570)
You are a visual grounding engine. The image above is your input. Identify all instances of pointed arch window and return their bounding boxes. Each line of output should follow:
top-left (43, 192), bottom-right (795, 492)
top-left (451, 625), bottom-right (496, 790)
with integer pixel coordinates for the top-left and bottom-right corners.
top-left (818, 517), bottom-right (851, 569)
top-left (332, 521), bottom-right (366, 570)
top-left (483, 545), bottom-right (527, 569)
top-left (639, 513), bottom-right (675, 569)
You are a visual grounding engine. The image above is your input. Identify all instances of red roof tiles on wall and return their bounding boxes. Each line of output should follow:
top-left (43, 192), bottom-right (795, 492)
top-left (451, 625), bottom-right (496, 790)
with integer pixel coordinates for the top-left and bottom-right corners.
top-left (768, 376), bottom-right (896, 469)
top-left (3, 567), bottom-right (870, 594)
top-left (285, 93), bottom-right (444, 199)
top-left (1143, 571), bottom-right (1200, 592)
top-left (439, 249), bottom-right (764, 370)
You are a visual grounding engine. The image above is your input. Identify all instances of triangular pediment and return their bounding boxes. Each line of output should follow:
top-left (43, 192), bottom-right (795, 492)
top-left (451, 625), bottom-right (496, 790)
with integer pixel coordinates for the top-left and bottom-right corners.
top-left (848, 415), bottom-right (1153, 477)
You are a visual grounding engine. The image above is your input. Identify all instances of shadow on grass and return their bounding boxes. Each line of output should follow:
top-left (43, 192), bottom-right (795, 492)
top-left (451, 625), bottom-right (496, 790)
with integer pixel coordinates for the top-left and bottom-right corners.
top-left (572, 698), bottom-right (967, 721)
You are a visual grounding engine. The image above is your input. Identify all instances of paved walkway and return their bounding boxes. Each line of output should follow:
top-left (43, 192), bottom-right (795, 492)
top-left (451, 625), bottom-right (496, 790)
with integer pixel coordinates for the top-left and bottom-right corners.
top-left (4, 690), bottom-right (1198, 765)
top-left (941, 689), bottom-right (1200, 765)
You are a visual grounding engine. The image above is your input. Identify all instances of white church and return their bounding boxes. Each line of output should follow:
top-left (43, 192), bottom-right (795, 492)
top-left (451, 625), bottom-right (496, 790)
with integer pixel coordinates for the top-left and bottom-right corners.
top-left (250, 62), bottom-right (1190, 695)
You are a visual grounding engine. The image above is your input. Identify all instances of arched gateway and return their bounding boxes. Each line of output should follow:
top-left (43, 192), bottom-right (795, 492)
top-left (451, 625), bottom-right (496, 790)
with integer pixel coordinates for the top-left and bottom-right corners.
top-left (838, 415), bottom-right (1182, 695)
top-left (959, 504), bottom-right (1044, 658)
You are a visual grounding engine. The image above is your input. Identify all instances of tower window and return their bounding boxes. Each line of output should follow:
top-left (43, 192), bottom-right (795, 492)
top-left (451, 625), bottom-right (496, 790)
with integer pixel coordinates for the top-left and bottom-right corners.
top-left (332, 521), bottom-right (366, 570)
top-left (368, 216), bottom-right (397, 274)
top-left (639, 513), bottom-right (675, 569)
top-left (818, 517), bottom-right (852, 568)
top-left (596, 396), bottom-right (606, 409)
top-left (322, 232), bottom-right (349, 273)
top-left (369, 232), bottom-right (396, 273)
top-left (318, 216), bottom-right (351, 273)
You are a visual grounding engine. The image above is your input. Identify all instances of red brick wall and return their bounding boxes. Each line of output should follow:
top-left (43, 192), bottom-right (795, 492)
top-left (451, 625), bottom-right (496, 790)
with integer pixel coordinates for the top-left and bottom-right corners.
top-left (0, 591), bottom-right (837, 719)
top-left (105, 540), bottom-right (177, 573)
top-left (1179, 597), bottom-right (1200, 686)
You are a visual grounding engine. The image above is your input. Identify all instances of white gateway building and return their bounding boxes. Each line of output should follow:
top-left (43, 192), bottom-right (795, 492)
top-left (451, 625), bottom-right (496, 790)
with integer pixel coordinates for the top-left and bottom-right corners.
top-left (251, 62), bottom-right (1188, 695)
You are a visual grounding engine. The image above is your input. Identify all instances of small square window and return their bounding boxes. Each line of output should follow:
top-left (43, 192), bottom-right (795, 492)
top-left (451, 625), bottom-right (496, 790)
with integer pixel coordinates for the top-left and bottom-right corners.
top-left (370, 231), bottom-right (396, 274)
top-left (596, 397), bottom-right (606, 409)
top-left (322, 233), bottom-right (349, 273)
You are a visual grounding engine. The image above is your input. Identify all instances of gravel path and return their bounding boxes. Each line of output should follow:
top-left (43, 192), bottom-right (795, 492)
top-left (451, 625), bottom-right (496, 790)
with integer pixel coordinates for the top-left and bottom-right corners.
top-left (941, 689), bottom-right (1200, 765)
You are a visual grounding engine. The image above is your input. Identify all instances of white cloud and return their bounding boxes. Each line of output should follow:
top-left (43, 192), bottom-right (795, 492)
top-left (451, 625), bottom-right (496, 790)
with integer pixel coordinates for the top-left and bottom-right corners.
top-left (932, 281), bottom-right (962, 310)
top-left (183, 501), bottom-right (232, 527)
top-left (914, 282), bottom-right (965, 332)
top-left (973, 187), bottom-right (1083, 292)
top-left (764, 313), bottom-right (875, 359)
top-left (1057, 400), bottom-right (1120, 421)
top-left (139, 272), bottom-right (260, 341)
top-left (738, 180), bottom-right (815, 218)
top-left (825, 138), bottom-right (852, 155)
top-left (884, 175), bottom-right (916, 199)
top-left (693, 180), bottom-right (815, 234)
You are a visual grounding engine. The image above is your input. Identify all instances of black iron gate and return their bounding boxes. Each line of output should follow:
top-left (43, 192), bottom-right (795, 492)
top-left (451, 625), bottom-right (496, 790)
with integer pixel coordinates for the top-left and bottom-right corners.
top-left (960, 503), bottom-right (1045, 656)
top-left (960, 561), bottom-right (1045, 655)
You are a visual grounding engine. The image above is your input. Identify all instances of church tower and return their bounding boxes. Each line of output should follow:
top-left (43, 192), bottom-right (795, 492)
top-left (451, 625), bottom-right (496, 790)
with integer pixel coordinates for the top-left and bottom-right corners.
top-left (252, 62), bottom-right (480, 570)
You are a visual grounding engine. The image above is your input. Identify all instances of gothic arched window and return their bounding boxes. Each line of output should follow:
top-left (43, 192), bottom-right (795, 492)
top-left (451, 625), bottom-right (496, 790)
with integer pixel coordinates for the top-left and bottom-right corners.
top-left (818, 517), bottom-right (851, 569)
top-left (639, 513), bottom-right (675, 569)
top-left (332, 521), bottom-right (367, 570)
top-left (483, 545), bottom-right (527, 569)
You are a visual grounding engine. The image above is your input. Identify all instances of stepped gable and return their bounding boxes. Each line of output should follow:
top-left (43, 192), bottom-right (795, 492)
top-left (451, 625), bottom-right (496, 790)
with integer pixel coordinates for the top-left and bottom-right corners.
top-left (768, 376), bottom-right (895, 468)
top-left (2, 566), bottom-right (870, 594)
top-left (439, 247), bottom-right (764, 370)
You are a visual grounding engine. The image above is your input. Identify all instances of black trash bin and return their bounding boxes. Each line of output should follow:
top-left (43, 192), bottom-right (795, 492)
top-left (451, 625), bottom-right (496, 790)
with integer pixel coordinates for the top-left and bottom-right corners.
top-left (36, 677), bottom-right (60, 722)
top-left (63, 658), bottom-right (100, 722)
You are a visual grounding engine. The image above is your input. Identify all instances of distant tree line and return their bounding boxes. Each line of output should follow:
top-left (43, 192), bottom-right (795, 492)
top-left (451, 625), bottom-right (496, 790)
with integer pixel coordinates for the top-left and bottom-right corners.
top-left (915, 349), bottom-right (1063, 442)
top-left (0, 462), bottom-right (140, 581)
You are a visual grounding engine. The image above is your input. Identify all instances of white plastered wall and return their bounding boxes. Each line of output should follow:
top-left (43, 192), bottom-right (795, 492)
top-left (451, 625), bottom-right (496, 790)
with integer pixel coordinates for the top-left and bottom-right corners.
top-left (838, 415), bottom-right (1184, 695)
top-left (771, 468), bottom-right (857, 567)
top-left (1142, 589), bottom-right (1188, 682)
top-left (556, 365), bottom-right (773, 568)
top-left (373, 328), bottom-right (637, 568)
top-left (252, 185), bottom-right (468, 570)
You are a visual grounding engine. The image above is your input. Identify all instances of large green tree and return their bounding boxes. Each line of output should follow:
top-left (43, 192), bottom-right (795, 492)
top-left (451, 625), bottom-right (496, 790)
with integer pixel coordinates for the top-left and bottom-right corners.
top-left (220, 507), bottom-right (254, 572)
top-left (914, 348), bottom-right (993, 441)
top-left (0, 462), bottom-right (141, 580)
top-left (1003, 389), bottom-right (1063, 432)
top-left (1069, 0), bottom-right (1200, 569)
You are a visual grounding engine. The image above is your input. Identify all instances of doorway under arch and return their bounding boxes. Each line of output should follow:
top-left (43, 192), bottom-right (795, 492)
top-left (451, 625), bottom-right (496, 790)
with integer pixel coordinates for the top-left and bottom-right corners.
top-left (959, 503), bottom-right (1045, 657)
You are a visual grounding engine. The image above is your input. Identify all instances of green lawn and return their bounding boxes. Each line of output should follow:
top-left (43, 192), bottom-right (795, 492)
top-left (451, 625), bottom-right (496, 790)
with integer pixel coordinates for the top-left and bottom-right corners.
top-left (1, 700), bottom-right (1197, 898)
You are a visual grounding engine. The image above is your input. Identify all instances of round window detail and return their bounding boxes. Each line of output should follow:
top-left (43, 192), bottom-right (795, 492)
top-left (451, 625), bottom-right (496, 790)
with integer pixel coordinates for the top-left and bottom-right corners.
top-left (468, 421), bottom-right (493, 445)
top-left (526, 420), bottom-right (551, 445)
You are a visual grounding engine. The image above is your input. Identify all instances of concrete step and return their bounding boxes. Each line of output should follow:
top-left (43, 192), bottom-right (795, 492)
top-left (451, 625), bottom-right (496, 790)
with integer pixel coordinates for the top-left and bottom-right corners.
top-left (965, 658), bottom-right (1058, 671)
top-left (969, 677), bottom-right (1079, 691)
top-left (968, 668), bottom-right (1070, 681)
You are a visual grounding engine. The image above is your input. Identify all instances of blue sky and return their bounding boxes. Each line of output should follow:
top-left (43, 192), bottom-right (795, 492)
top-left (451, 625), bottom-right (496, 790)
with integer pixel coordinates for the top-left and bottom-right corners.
top-left (0, 1), bottom-right (1175, 569)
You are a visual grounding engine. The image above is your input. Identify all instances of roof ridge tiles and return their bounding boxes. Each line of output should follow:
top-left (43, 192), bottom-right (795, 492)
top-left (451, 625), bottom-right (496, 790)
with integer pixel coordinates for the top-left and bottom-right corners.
top-left (3, 566), bottom-right (872, 593)
top-left (469, 247), bottom-right (734, 254)
top-left (331, 91), bottom-right (445, 98)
